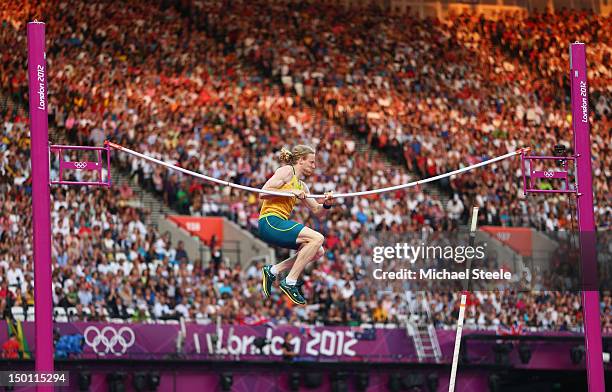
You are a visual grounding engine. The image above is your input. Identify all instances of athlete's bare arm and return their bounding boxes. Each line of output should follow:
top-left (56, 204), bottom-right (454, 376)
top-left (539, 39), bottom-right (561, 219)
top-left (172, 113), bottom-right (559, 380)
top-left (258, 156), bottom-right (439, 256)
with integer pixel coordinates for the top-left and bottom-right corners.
top-left (300, 183), bottom-right (333, 217)
top-left (260, 166), bottom-right (305, 200)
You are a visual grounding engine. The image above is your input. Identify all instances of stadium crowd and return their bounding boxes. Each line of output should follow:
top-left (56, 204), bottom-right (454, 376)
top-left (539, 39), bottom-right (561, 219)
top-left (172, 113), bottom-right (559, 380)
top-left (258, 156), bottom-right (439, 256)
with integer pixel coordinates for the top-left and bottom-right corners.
top-left (0, 0), bottom-right (610, 333)
top-left (185, 0), bottom-right (610, 230)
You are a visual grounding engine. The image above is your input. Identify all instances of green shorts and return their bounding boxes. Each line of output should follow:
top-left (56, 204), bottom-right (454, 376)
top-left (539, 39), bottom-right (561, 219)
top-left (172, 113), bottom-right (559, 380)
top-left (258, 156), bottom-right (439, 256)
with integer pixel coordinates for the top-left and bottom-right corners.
top-left (258, 215), bottom-right (305, 250)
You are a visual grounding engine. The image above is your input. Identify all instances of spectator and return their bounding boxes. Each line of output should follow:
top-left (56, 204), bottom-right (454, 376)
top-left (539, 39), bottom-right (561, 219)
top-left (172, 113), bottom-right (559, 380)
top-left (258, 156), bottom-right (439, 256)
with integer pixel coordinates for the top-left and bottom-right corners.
top-left (1, 335), bottom-right (19, 359)
top-left (281, 332), bottom-right (297, 361)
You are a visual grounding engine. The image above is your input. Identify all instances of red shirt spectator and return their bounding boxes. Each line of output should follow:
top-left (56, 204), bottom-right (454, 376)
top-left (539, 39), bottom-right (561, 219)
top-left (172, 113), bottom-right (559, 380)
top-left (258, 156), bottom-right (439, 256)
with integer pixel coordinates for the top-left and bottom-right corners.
top-left (2, 336), bottom-right (19, 359)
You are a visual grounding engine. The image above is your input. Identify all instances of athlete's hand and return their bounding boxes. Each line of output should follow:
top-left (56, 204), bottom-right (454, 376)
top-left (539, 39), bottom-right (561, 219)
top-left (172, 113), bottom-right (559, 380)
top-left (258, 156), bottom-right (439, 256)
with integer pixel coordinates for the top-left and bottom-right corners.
top-left (323, 191), bottom-right (334, 206)
top-left (291, 189), bottom-right (306, 200)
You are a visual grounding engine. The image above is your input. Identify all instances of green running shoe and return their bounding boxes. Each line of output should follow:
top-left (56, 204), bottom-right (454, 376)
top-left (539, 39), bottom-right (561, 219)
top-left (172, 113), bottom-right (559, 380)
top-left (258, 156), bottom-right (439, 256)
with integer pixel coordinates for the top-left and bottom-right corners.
top-left (296, 279), bottom-right (305, 298)
top-left (279, 278), bottom-right (306, 305)
top-left (261, 265), bottom-right (276, 298)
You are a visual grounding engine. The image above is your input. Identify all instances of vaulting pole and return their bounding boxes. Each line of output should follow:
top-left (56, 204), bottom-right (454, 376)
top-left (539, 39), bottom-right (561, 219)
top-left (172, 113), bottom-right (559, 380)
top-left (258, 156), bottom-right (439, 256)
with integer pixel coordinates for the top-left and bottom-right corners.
top-left (448, 207), bottom-right (479, 392)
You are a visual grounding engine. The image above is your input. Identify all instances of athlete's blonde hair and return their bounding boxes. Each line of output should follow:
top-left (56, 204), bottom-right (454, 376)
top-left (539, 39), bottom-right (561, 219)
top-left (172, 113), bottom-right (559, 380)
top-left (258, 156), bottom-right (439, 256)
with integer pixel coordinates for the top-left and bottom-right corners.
top-left (278, 145), bottom-right (316, 165)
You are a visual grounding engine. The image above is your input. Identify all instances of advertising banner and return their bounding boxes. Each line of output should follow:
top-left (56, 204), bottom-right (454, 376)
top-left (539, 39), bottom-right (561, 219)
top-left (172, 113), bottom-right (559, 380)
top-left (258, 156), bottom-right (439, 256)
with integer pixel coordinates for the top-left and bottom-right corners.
top-left (167, 215), bottom-right (223, 244)
top-left (481, 226), bottom-right (532, 256)
top-left (1, 322), bottom-right (605, 371)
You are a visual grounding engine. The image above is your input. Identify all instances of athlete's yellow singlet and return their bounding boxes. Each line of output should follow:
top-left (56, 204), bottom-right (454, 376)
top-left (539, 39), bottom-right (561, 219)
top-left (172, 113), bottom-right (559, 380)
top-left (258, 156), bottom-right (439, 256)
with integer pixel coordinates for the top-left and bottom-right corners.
top-left (259, 168), bottom-right (303, 220)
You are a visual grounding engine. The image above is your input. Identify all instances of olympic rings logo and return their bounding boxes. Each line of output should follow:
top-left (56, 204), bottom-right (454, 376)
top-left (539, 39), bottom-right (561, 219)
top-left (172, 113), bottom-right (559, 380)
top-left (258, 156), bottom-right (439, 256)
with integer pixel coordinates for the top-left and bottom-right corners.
top-left (544, 170), bottom-right (555, 178)
top-left (74, 162), bottom-right (88, 169)
top-left (84, 326), bottom-right (135, 356)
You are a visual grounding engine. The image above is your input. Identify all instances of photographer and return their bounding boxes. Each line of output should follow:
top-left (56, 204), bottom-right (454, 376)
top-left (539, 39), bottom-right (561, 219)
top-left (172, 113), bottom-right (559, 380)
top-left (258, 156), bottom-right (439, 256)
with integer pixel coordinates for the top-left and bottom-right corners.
top-left (281, 332), bottom-right (297, 361)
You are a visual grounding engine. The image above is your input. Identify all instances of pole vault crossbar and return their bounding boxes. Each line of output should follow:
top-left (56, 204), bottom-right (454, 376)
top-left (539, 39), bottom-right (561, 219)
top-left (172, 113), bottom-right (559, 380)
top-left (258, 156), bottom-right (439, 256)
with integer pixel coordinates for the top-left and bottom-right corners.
top-left (106, 140), bottom-right (526, 199)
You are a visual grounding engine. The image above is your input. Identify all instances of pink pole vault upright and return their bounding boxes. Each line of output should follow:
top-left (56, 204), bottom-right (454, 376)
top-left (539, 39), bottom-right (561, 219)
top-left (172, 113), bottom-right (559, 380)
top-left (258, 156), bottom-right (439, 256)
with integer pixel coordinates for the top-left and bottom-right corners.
top-left (571, 42), bottom-right (605, 392)
top-left (519, 42), bottom-right (605, 392)
top-left (27, 21), bottom-right (54, 392)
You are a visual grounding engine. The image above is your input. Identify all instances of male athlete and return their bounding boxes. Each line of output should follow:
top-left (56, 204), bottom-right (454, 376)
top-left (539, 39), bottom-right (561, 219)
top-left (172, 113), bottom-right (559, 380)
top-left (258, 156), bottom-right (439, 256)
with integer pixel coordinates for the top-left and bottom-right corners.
top-left (258, 145), bottom-right (333, 305)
